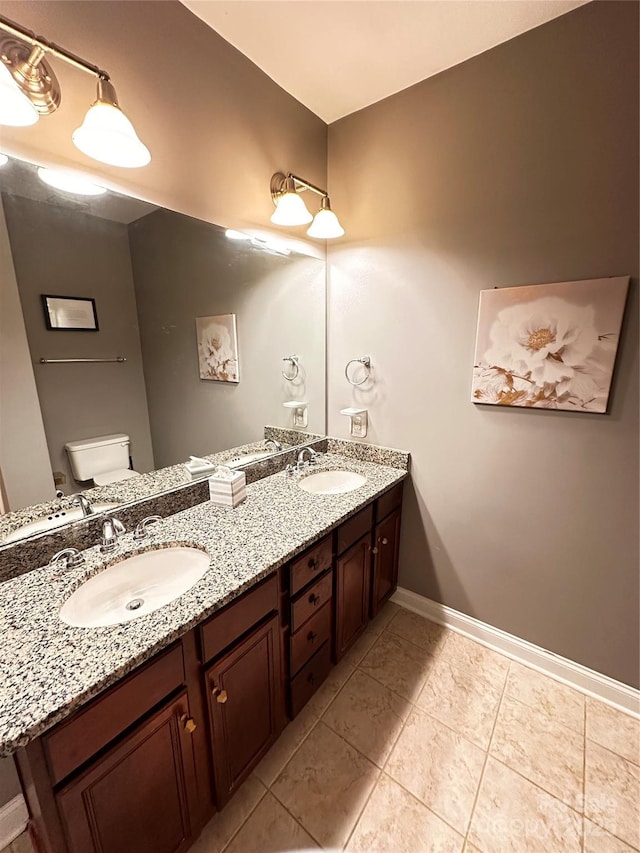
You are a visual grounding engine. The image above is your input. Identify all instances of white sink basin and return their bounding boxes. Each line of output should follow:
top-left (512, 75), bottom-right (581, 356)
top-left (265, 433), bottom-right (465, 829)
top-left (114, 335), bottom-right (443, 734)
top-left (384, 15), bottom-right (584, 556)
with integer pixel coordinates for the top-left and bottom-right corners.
top-left (59, 546), bottom-right (210, 628)
top-left (2, 502), bottom-right (119, 544)
top-left (298, 470), bottom-right (367, 495)
top-left (227, 452), bottom-right (271, 468)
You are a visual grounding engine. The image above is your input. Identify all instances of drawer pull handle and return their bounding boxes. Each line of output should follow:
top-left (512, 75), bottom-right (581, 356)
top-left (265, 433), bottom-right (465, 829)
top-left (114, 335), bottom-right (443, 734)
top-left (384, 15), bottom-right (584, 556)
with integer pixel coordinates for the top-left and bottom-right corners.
top-left (381, 538), bottom-right (389, 546)
top-left (180, 714), bottom-right (197, 733)
top-left (307, 630), bottom-right (318, 644)
top-left (308, 558), bottom-right (320, 571)
top-left (309, 593), bottom-right (320, 606)
top-left (211, 686), bottom-right (229, 704)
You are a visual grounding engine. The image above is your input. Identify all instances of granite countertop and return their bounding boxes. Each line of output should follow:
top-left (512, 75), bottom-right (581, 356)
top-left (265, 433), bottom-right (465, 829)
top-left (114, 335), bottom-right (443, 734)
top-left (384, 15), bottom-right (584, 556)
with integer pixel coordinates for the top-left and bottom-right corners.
top-left (0, 453), bottom-right (407, 757)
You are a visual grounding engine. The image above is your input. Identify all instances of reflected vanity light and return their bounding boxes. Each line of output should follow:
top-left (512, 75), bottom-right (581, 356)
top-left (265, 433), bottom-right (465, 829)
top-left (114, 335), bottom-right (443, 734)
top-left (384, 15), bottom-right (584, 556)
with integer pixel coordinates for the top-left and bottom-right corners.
top-left (38, 167), bottom-right (107, 196)
top-left (0, 14), bottom-right (150, 168)
top-left (0, 153), bottom-right (8, 167)
top-left (225, 228), bottom-right (292, 256)
top-left (270, 171), bottom-right (345, 239)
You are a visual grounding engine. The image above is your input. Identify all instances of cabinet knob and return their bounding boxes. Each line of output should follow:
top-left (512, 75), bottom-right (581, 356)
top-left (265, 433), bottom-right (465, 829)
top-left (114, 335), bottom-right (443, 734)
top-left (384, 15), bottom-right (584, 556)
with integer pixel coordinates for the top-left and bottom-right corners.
top-left (308, 558), bottom-right (320, 571)
top-left (309, 593), bottom-right (320, 606)
top-left (211, 686), bottom-right (228, 704)
top-left (307, 630), bottom-right (317, 644)
top-left (381, 537), bottom-right (389, 546)
top-left (371, 546), bottom-right (379, 555)
top-left (180, 714), bottom-right (197, 733)
top-left (307, 672), bottom-right (315, 686)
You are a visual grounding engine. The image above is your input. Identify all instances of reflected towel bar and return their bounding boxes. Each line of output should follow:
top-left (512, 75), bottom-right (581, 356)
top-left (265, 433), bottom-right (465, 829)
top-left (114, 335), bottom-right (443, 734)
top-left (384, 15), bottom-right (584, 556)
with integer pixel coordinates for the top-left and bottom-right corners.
top-left (39, 357), bottom-right (127, 364)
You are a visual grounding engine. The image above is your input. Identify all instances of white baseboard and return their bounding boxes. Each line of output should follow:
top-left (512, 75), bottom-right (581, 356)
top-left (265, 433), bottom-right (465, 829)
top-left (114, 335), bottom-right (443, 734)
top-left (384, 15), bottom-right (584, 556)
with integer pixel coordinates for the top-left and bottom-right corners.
top-left (0, 794), bottom-right (28, 849)
top-left (392, 587), bottom-right (640, 718)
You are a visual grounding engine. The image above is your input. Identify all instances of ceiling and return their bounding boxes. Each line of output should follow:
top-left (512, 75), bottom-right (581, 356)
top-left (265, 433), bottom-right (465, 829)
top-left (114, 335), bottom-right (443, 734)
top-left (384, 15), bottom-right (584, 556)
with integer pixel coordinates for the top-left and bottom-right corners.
top-left (181, 0), bottom-right (589, 123)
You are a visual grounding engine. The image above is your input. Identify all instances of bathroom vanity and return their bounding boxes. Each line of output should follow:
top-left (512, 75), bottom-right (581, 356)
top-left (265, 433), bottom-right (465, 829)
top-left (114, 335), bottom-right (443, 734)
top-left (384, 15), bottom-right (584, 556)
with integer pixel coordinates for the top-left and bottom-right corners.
top-left (0, 453), bottom-right (407, 853)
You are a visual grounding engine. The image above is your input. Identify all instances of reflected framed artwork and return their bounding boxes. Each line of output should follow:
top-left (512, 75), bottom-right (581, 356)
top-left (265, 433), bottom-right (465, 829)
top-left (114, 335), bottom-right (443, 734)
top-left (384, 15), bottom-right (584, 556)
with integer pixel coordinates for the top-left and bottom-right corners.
top-left (471, 276), bottom-right (629, 413)
top-left (196, 313), bottom-right (239, 383)
top-left (41, 295), bottom-right (99, 331)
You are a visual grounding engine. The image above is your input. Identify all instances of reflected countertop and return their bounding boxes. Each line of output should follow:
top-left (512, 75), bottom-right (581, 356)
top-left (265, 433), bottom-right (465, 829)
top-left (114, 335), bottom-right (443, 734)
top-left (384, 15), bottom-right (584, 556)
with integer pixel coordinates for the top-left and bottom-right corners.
top-left (0, 452), bottom-right (408, 757)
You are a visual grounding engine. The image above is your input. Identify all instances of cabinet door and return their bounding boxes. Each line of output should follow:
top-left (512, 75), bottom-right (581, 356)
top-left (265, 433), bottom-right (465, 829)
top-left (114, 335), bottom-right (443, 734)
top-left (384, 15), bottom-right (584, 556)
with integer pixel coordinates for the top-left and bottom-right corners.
top-left (371, 508), bottom-right (401, 617)
top-left (206, 614), bottom-right (282, 806)
top-left (335, 535), bottom-right (371, 660)
top-left (56, 691), bottom-right (197, 853)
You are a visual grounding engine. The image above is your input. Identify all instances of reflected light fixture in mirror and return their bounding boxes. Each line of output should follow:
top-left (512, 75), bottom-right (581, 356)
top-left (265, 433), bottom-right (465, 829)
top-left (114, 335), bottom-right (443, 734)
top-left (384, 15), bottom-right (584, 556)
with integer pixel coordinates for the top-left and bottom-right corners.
top-left (38, 166), bottom-right (107, 196)
top-left (0, 153), bottom-right (9, 166)
top-left (270, 171), bottom-right (344, 238)
top-left (0, 14), bottom-right (150, 168)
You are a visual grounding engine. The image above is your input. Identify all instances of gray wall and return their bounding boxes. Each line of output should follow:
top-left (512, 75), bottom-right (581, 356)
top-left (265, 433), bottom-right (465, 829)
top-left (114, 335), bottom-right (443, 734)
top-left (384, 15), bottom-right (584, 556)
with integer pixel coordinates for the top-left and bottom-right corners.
top-left (128, 210), bottom-right (325, 467)
top-left (0, 199), bottom-right (53, 511)
top-left (327, 0), bottom-right (639, 687)
top-left (3, 195), bottom-right (154, 489)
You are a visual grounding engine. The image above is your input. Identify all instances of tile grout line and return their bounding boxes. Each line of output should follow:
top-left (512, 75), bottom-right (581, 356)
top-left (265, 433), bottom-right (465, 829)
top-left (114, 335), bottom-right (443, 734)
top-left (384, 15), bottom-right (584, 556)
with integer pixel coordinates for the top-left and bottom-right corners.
top-left (462, 655), bottom-right (511, 848)
top-left (217, 781), bottom-right (269, 853)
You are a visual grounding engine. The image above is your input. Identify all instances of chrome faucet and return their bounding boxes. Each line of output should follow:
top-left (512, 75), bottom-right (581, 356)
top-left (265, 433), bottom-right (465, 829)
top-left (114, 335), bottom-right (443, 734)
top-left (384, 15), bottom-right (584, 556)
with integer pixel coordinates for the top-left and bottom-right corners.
top-left (265, 439), bottom-right (283, 452)
top-left (133, 515), bottom-right (162, 541)
top-left (100, 517), bottom-right (126, 553)
top-left (49, 548), bottom-right (85, 569)
top-left (72, 494), bottom-right (94, 517)
top-left (297, 446), bottom-right (319, 470)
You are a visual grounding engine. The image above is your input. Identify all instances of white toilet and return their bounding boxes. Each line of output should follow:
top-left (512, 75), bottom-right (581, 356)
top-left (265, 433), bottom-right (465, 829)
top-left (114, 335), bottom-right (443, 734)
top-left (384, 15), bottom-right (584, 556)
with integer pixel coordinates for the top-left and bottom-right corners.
top-left (64, 433), bottom-right (141, 486)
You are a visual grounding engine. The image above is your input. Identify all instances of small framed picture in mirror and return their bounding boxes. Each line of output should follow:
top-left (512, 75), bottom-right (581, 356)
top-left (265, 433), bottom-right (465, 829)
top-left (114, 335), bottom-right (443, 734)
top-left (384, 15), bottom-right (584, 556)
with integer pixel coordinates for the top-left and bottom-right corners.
top-left (41, 295), bottom-right (99, 331)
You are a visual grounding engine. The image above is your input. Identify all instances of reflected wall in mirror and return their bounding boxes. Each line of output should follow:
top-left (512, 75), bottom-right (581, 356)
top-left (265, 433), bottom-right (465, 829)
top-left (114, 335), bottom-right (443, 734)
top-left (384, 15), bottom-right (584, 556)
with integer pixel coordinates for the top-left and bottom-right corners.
top-left (0, 155), bottom-right (326, 539)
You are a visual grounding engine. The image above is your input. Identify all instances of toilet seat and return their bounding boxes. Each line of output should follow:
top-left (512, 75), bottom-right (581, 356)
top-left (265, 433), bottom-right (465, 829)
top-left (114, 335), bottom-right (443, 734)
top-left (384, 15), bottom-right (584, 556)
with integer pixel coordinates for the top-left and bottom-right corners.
top-left (93, 469), bottom-right (141, 487)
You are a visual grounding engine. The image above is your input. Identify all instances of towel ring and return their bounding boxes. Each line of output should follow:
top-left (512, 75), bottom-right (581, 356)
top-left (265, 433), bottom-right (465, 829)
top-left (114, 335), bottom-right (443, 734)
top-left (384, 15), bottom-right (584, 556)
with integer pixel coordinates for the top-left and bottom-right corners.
top-left (282, 355), bottom-right (300, 381)
top-left (345, 356), bottom-right (371, 386)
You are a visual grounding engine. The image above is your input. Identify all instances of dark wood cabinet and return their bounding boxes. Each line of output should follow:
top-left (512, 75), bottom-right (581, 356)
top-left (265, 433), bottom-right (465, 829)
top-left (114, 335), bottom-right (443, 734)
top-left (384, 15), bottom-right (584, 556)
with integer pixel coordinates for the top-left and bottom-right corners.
top-left (335, 535), bottom-right (371, 660)
top-left (371, 507), bottom-right (401, 617)
top-left (56, 691), bottom-right (197, 853)
top-left (205, 614), bottom-right (282, 806)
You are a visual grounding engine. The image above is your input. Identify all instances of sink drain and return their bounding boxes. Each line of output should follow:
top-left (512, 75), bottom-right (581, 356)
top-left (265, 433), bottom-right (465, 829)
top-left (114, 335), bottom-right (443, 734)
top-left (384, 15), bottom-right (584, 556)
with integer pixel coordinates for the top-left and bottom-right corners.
top-left (126, 598), bottom-right (144, 611)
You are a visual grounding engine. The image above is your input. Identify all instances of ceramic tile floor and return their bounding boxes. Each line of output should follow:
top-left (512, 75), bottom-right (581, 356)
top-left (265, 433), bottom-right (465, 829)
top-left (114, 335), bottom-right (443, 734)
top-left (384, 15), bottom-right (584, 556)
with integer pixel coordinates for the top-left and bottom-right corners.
top-left (5, 603), bottom-right (639, 853)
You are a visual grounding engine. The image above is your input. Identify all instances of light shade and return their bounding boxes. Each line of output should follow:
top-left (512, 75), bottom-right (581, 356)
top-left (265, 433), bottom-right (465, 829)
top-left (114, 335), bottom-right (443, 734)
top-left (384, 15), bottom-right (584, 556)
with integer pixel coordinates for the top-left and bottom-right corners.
top-left (307, 197), bottom-right (345, 239)
top-left (0, 59), bottom-right (38, 127)
top-left (38, 167), bottom-right (107, 196)
top-left (72, 78), bottom-right (150, 168)
top-left (270, 175), bottom-right (312, 226)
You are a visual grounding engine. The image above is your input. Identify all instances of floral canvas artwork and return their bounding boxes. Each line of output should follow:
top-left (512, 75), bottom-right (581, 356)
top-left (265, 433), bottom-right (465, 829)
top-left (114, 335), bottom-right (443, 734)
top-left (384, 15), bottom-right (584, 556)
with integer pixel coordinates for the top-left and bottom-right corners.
top-left (196, 314), bottom-right (239, 382)
top-left (472, 277), bottom-right (629, 413)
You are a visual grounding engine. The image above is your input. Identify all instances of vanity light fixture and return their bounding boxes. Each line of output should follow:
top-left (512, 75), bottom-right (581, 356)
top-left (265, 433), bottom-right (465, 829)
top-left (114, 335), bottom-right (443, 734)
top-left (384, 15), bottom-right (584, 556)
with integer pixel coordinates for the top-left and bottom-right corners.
top-left (0, 14), bottom-right (151, 168)
top-left (38, 167), bottom-right (107, 196)
top-left (270, 171), bottom-right (345, 238)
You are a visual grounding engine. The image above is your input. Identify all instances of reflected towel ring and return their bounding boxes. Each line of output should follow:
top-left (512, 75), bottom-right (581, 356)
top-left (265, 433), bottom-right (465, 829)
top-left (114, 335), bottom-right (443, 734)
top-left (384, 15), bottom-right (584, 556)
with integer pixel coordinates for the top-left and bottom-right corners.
top-left (282, 355), bottom-right (300, 381)
top-left (345, 356), bottom-right (371, 386)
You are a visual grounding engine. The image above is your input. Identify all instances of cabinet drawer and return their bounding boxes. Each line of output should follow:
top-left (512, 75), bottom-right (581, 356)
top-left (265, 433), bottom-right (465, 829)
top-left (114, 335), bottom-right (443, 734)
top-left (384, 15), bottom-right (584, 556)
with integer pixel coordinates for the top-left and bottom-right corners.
top-left (44, 643), bottom-right (185, 786)
top-left (290, 602), bottom-right (331, 676)
top-left (290, 535), bottom-right (333, 596)
top-left (376, 482), bottom-right (403, 522)
top-left (290, 641), bottom-right (331, 717)
top-left (201, 574), bottom-right (278, 665)
top-left (337, 504), bottom-right (373, 555)
top-left (291, 571), bottom-right (332, 633)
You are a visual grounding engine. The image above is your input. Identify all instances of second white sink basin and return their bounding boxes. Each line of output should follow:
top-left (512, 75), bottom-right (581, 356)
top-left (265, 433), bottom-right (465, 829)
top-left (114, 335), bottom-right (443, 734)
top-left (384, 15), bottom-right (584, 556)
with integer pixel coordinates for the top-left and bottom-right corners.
top-left (298, 470), bottom-right (367, 495)
top-left (59, 546), bottom-right (210, 628)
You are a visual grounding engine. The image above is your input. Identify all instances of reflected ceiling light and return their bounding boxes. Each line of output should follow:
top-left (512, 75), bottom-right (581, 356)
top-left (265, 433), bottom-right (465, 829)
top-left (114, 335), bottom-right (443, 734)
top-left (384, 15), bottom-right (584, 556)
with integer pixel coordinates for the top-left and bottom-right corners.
top-left (0, 14), bottom-right (151, 168)
top-left (0, 153), bottom-right (8, 167)
top-left (38, 167), bottom-right (107, 196)
top-left (307, 196), bottom-right (345, 239)
top-left (270, 171), bottom-right (344, 239)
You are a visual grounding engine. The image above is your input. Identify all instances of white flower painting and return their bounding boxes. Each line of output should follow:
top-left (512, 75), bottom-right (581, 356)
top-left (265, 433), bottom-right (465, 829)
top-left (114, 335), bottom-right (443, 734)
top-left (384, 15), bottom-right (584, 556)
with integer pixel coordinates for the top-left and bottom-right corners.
top-left (472, 277), bottom-right (629, 413)
top-left (196, 314), bottom-right (239, 383)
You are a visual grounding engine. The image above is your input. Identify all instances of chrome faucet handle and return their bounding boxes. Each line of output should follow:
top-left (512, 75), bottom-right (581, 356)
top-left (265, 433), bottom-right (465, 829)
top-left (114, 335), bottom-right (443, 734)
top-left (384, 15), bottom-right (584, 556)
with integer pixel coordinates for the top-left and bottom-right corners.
top-left (133, 515), bottom-right (162, 541)
top-left (285, 464), bottom-right (296, 477)
top-left (100, 517), bottom-right (125, 553)
top-left (49, 548), bottom-right (85, 569)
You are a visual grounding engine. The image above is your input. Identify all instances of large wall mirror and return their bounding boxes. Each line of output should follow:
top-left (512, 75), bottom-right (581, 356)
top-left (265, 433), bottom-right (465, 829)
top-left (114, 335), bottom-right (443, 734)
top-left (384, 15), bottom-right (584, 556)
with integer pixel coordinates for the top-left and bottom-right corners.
top-left (0, 155), bottom-right (326, 544)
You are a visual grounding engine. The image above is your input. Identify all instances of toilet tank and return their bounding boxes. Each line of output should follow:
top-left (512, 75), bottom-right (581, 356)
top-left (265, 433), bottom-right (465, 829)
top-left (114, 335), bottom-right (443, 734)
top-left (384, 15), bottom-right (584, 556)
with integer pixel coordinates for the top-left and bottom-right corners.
top-left (65, 433), bottom-right (131, 481)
